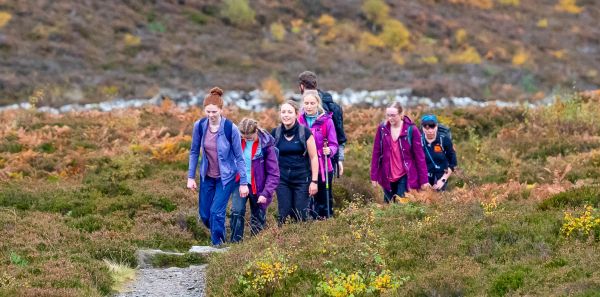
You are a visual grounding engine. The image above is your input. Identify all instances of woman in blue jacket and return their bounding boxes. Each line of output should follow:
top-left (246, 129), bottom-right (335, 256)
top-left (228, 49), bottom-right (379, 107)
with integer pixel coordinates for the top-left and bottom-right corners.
top-left (187, 87), bottom-right (248, 246)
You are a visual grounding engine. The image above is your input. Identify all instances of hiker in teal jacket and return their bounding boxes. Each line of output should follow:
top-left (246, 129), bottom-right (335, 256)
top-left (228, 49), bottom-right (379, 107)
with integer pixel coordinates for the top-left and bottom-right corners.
top-left (187, 87), bottom-right (248, 246)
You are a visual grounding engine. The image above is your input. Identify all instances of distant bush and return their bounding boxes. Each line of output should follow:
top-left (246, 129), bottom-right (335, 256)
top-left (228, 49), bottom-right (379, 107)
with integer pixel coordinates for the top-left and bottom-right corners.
top-left (361, 0), bottom-right (390, 27)
top-left (260, 77), bottom-right (284, 106)
top-left (0, 11), bottom-right (12, 28)
top-left (380, 19), bottom-right (411, 51)
top-left (123, 33), bottom-right (141, 47)
top-left (269, 22), bottom-right (286, 42)
top-left (317, 14), bottom-right (336, 28)
top-left (449, 0), bottom-right (494, 9)
top-left (555, 0), bottom-right (583, 14)
top-left (447, 45), bottom-right (482, 64)
top-left (221, 0), bottom-right (255, 27)
top-left (512, 50), bottom-right (529, 66)
top-left (357, 31), bottom-right (385, 52)
top-left (498, 0), bottom-right (520, 6)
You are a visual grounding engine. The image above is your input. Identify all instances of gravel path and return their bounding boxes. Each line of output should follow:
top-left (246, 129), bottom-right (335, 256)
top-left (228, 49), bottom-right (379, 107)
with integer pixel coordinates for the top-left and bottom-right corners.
top-left (115, 265), bottom-right (207, 297)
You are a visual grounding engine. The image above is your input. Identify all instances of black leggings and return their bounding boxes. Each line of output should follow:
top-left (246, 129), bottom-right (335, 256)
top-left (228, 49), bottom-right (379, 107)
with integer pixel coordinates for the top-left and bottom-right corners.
top-left (276, 177), bottom-right (311, 224)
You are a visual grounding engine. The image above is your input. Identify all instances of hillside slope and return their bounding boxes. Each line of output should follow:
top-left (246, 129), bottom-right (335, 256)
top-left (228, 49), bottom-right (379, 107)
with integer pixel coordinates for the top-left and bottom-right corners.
top-left (0, 0), bottom-right (599, 106)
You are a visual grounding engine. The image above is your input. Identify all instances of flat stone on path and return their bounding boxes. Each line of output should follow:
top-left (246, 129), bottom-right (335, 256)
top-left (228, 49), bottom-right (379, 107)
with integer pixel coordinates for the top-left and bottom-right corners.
top-left (188, 245), bottom-right (230, 254)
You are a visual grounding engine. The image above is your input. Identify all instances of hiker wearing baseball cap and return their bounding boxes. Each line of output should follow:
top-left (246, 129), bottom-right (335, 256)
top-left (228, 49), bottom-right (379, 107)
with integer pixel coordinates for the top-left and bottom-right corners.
top-left (420, 114), bottom-right (457, 191)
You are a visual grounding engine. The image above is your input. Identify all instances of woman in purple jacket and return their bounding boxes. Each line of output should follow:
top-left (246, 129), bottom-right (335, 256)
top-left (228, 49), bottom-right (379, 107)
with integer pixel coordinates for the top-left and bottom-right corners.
top-left (370, 102), bottom-right (429, 203)
top-left (298, 90), bottom-right (338, 218)
top-left (230, 118), bottom-right (280, 243)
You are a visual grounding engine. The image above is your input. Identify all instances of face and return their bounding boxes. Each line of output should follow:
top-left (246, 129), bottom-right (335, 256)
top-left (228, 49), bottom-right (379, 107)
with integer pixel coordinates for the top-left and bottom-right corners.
top-left (241, 132), bottom-right (257, 142)
top-left (280, 103), bottom-right (297, 126)
top-left (385, 107), bottom-right (402, 125)
top-left (204, 104), bottom-right (221, 123)
top-left (422, 123), bottom-right (438, 138)
top-left (303, 95), bottom-right (318, 115)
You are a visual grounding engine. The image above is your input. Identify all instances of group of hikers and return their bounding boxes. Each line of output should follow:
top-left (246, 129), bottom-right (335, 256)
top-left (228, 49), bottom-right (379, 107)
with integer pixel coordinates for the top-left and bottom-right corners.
top-left (187, 71), bottom-right (458, 246)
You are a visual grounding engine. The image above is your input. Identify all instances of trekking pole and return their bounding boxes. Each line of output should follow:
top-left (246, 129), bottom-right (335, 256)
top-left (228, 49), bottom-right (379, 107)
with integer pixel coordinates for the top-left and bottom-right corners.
top-left (324, 139), bottom-right (330, 219)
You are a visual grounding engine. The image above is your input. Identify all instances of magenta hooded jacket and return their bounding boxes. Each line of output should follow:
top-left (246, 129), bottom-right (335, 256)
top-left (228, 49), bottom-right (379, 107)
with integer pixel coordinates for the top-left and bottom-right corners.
top-left (298, 111), bottom-right (338, 181)
top-left (370, 116), bottom-right (429, 192)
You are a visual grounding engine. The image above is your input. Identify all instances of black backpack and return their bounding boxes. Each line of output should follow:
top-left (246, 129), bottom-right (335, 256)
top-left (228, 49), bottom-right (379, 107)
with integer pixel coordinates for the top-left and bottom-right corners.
top-left (318, 90), bottom-right (346, 147)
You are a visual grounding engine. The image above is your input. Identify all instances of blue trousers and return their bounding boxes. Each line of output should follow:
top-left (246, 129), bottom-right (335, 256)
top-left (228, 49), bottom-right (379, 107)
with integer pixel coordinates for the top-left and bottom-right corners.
top-left (383, 175), bottom-right (408, 203)
top-left (230, 183), bottom-right (266, 243)
top-left (199, 176), bottom-right (235, 245)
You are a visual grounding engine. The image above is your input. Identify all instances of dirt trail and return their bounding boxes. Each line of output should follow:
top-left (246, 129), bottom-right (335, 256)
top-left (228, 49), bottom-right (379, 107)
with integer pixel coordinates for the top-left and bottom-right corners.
top-left (115, 265), bottom-right (207, 297)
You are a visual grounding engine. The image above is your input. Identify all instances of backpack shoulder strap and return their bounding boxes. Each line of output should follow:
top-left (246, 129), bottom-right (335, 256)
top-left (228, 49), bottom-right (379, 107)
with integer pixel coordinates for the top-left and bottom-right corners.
top-left (298, 125), bottom-right (307, 155)
top-left (197, 118), bottom-right (208, 141)
top-left (224, 119), bottom-right (233, 144)
top-left (274, 126), bottom-right (282, 144)
top-left (407, 124), bottom-right (413, 148)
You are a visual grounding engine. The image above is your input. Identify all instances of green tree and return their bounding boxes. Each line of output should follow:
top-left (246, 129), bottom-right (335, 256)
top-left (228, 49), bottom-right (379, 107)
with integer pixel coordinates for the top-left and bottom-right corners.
top-left (221, 0), bottom-right (255, 27)
top-left (362, 0), bottom-right (389, 31)
top-left (380, 19), bottom-right (411, 51)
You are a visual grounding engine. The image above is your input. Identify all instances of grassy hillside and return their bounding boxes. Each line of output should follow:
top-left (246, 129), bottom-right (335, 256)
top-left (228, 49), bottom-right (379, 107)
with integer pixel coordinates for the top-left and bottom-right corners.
top-left (0, 91), bottom-right (599, 296)
top-left (0, 0), bottom-right (599, 105)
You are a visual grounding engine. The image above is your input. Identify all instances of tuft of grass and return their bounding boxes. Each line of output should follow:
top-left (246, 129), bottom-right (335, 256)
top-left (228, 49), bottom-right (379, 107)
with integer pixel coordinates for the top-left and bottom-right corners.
top-left (489, 266), bottom-right (530, 296)
top-left (539, 186), bottom-right (600, 210)
top-left (150, 253), bottom-right (207, 268)
top-left (103, 259), bottom-right (136, 293)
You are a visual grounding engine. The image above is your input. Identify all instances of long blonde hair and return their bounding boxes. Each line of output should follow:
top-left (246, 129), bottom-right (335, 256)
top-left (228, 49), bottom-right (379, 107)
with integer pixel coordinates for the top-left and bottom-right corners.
top-left (302, 89), bottom-right (325, 114)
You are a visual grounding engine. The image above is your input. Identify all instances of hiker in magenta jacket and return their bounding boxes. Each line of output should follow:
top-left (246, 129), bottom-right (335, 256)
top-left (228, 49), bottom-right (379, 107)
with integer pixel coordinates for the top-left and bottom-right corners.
top-left (230, 118), bottom-right (280, 243)
top-left (298, 90), bottom-right (338, 218)
top-left (370, 102), bottom-right (429, 203)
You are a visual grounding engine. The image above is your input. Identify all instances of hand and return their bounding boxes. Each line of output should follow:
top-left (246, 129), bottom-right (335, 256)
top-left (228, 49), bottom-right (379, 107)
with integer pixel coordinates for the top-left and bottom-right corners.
top-left (187, 178), bottom-right (197, 191)
top-left (323, 146), bottom-right (331, 156)
top-left (338, 161), bottom-right (344, 176)
top-left (239, 185), bottom-right (249, 198)
top-left (309, 182), bottom-right (318, 196)
top-left (371, 180), bottom-right (378, 188)
top-left (433, 179), bottom-right (446, 190)
top-left (257, 195), bottom-right (267, 204)
top-left (421, 183), bottom-right (432, 190)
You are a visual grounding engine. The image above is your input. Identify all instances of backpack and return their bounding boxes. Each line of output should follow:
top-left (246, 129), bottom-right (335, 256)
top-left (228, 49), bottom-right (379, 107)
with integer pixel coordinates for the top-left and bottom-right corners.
top-left (197, 118), bottom-right (233, 145)
top-left (437, 124), bottom-right (452, 143)
top-left (274, 125), bottom-right (307, 156)
top-left (318, 90), bottom-right (345, 149)
top-left (259, 129), bottom-right (279, 159)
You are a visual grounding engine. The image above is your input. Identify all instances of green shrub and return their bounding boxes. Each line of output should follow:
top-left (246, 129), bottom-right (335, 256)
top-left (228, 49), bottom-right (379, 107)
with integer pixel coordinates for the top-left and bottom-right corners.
top-left (69, 215), bottom-right (104, 233)
top-left (221, 0), bottom-right (255, 27)
top-left (361, 0), bottom-right (390, 26)
top-left (186, 10), bottom-right (209, 25)
top-left (380, 19), bottom-right (411, 51)
top-left (489, 266), bottom-right (530, 296)
top-left (538, 186), bottom-right (600, 210)
top-left (151, 253), bottom-right (207, 268)
top-left (35, 142), bottom-right (56, 153)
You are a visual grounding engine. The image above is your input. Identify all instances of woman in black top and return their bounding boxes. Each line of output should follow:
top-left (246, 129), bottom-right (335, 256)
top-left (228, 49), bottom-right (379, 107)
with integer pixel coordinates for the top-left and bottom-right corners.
top-left (272, 100), bottom-right (319, 223)
top-left (420, 114), bottom-right (457, 191)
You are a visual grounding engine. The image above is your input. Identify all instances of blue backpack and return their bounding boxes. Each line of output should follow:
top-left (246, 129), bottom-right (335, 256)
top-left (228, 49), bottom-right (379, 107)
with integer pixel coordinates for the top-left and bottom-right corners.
top-left (196, 118), bottom-right (234, 145)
